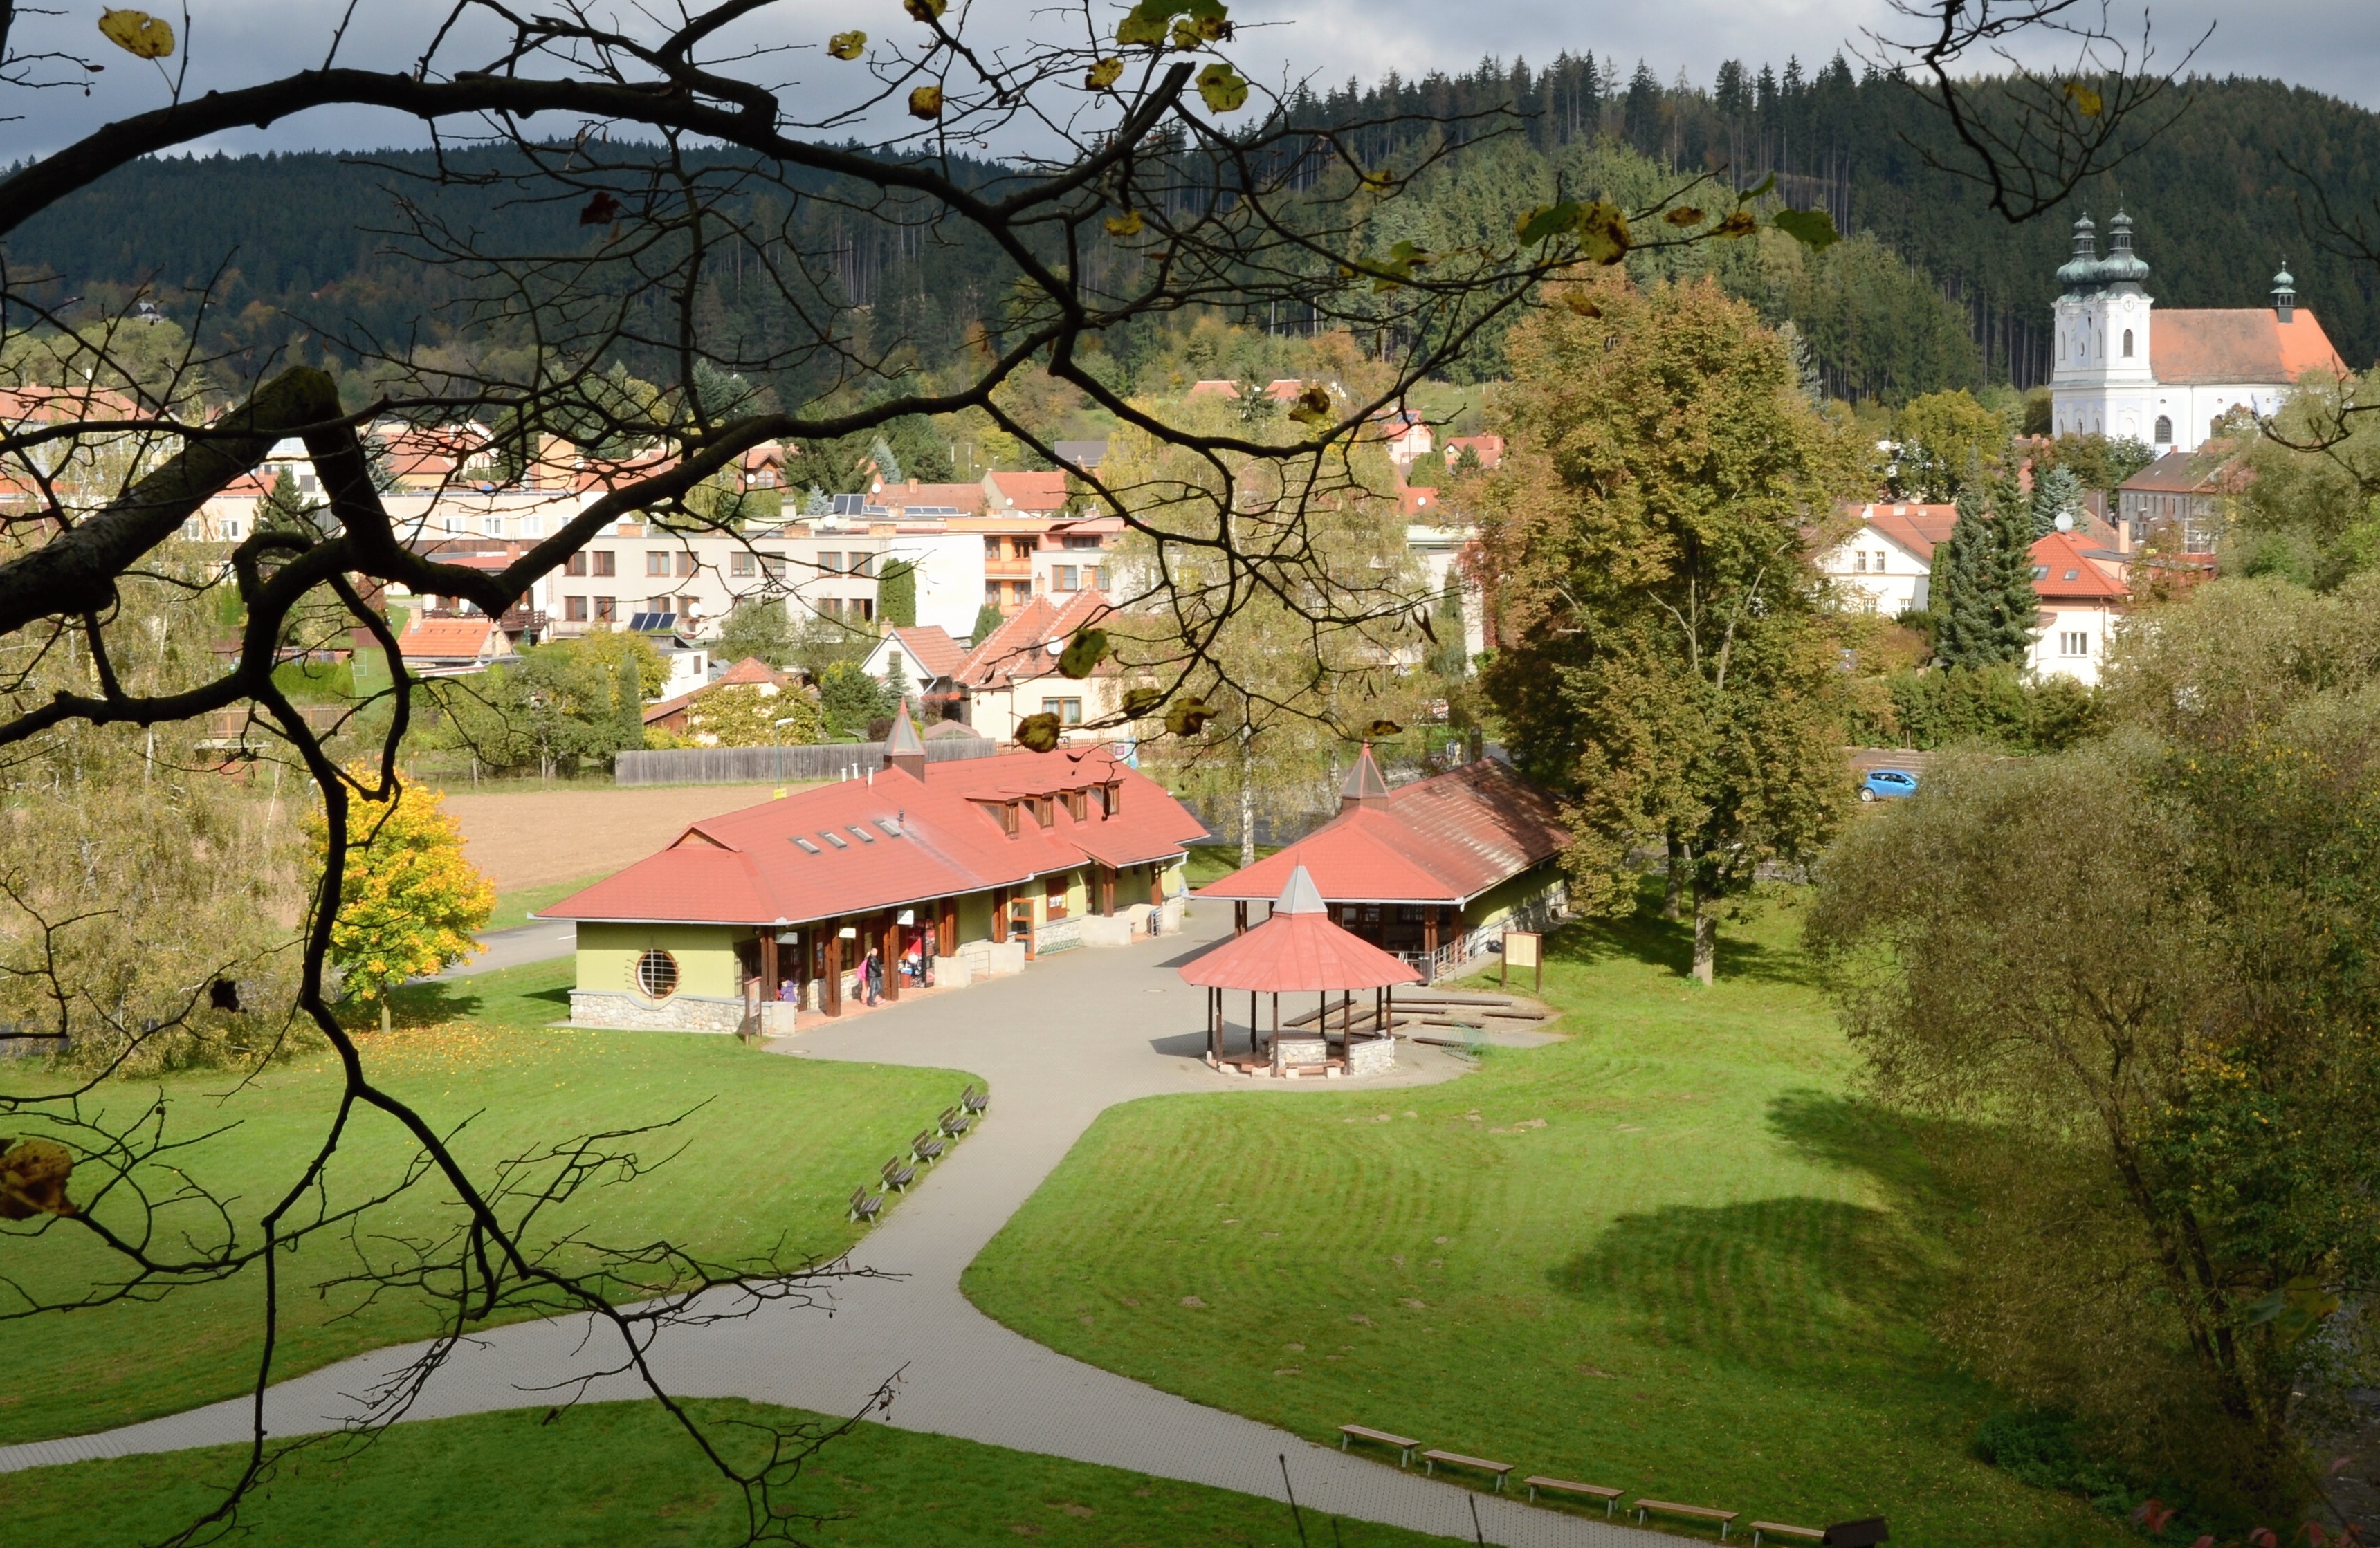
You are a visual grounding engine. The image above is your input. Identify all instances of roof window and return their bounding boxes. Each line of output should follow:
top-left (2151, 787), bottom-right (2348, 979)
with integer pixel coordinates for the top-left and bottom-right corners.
top-left (850, 825), bottom-right (876, 844)
top-left (2032, 566), bottom-right (2049, 581)
top-left (792, 836), bottom-right (822, 855)
top-left (2064, 569), bottom-right (2080, 581)
top-left (875, 817), bottom-right (904, 838)
top-left (821, 831), bottom-right (850, 849)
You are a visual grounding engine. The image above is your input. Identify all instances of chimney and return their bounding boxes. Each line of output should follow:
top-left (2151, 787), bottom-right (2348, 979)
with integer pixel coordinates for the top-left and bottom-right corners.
top-left (1339, 743), bottom-right (1391, 813)
top-left (884, 700), bottom-right (928, 782)
top-left (2116, 517), bottom-right (2134, 558)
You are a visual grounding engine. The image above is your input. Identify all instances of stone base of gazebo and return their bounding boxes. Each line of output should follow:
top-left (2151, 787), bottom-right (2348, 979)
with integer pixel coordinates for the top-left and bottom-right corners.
top-left (1204, 1032), bottom-right (1398, 1080)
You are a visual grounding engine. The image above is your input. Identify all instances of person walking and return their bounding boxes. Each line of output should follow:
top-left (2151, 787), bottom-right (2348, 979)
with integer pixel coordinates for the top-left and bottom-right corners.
top-left (860, 946), bottom-right (883, 1007)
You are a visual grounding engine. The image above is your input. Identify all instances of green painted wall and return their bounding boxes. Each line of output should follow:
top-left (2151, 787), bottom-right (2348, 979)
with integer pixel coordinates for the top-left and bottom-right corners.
top-left (576, 921), bottom-right (745, 1000)
top-left (958, 890), bottom-right (996, 945)
top-left (1461, 861), bottom-right (1564, 934)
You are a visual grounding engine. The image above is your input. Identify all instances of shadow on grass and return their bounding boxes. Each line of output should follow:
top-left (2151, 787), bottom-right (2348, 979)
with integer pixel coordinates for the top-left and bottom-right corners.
top-left (367, 979), bottom-right (571, 1032)
top-left (1547, 1195), bottom-right (1937, 1380)
top-left (1767, 1088), bottom-right (1997, 1235)
top-left (1541, 879), bottom-right (1825, 990)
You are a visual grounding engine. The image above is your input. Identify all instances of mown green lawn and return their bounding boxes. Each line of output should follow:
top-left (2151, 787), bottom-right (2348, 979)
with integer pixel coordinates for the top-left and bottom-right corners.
top-left (0, 970), bottom-right (967, 1447)
top-left (964, 887), bottom-right (2127, 1547)
top-left (0, 1399), bottom-right (1458, 1547)
top-left (486, 875), bottom-right (610, 933)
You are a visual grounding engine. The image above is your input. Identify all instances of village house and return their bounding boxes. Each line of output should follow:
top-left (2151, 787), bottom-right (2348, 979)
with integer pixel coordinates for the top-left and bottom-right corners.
top-left (1193, 746), bottom-right (1571, 982)
top-left (540, 710), bottom-right (1207, 1032)
top-left (640, 655), bottom-right (802, 739)
top-left (2024, 529), bottom-right (2131, 685)
top-left (861, 625), bottom-right (970, 721)
top-left (2117, 448), bottom-right (2243, 553)
top-left (1817, 503), bottom-right (1957, 616)
top-left (951, 590), bottom-right (1122, 743)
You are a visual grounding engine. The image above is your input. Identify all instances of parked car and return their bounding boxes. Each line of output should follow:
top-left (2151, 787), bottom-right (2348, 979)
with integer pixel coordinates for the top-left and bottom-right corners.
top-left (1859, 768), bottom-right (1918, 802)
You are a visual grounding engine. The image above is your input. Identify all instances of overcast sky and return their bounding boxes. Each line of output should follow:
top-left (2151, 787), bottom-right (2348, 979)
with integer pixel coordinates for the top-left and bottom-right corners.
top-left (3, 0), bottom-right (2370, 159)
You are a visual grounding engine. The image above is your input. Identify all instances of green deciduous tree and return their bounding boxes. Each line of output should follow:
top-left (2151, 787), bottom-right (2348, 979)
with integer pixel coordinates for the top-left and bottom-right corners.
top-left (714, 599), bottom-right (796, 669)
top-left (1476, 274), bottom-right (1862, 984)
top-left (816, 661), bottom-right (897, 739)
top-left (877, 560), bottom-right (917, 628)
top-left (681, 683), bottom-right (822, 747)
top-left (1891, 389), bottom-right (2008, 501)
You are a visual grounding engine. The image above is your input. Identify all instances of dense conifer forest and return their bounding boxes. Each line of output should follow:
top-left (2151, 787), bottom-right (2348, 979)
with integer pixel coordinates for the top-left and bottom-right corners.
top-left (9, 56), bottom-right (2377, 407)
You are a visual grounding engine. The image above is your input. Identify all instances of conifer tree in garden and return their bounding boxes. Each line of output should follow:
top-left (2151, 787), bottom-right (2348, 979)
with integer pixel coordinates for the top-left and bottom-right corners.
top-left (614, 663), bottom-right (646, 753)
top-left (1936, 482), bottom-right (2037, 669)
top-left (1989, 476), bottom-right (2045, 660)
top-left (2031, 462), bottom-right (2084, 538)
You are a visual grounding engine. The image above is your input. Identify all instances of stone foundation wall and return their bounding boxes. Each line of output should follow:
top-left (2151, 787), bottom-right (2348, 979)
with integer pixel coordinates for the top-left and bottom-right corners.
top-left (570, 990), bottom-right (744, 1033)
top-left (1077, 912), bottom-right (1138, 949)
top-left (1274, 1033), bottom-right (1330, 1072)
top-left (1346, 1035), bottom-right (1398, 1078)
top-left (1036, 915), bottom-right (1083, 955)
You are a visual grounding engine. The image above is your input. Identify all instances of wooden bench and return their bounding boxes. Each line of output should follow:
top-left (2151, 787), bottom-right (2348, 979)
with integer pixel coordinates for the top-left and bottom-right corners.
top-left (880, 1157), bottom-right (916, 1192)
top-left (960, 1084), bottom-right (989, 1116)
top-left (1523, 1477), bottom-right (1623, 1515)
top-left (1633, 1500), bottom-right (1740, 1540)
top-left (911, 1130), bottom-right (946, 1164)
top-left (1336, 1424), bottom-right (1419, 1467)
top-left (1421, 1450), bottom-right (1513, 1491)
top-left (848, 1187), bottom-right (884, 1224)
top-left (939, 1106), bottom-right (972, 1138)
top-left (1750, 1525), bottom-right (1824, 1547)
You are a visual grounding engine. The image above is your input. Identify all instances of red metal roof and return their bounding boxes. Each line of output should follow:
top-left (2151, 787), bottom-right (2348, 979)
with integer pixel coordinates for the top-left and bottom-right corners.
top-left (1196, 758), bottom-right (1569, 905)
top-left (542, 746), bottom-right (1207, 926)
top-left (1178, 866), bottom-right (1422, 992)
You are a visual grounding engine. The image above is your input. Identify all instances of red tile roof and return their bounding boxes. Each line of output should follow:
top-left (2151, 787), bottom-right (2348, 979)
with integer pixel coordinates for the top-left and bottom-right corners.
top-left (1853, 504), bottom-right (1959, 564)
top-left (1196, 759), bottom-right (1569, 905)
top-left (2151, 309), bottom-right (2345, 385)
top-left (872, 479), bottom-right (988, 515)
top-left (888, 625), bottom-right (967, 681)
top-left (1180, 867), bottom-right (1422, 993)
top-left (643, 658), bottom-right (796, 726)
top-left (2031, 531), bottom-right (2129, 601)
top-left (541, 746), bottom-right (1207, 926)
top-left (958, 591), bottom-right (1115, 689)
top-left (396, 616), bottom-right (496, 663)
top-left (990, 470), bottom-right (1071, 513)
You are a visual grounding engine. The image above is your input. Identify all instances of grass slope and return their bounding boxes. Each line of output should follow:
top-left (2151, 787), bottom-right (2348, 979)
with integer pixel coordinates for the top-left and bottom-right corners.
top-left (0, 1400), bottom-right (1458, 1547)
top-left (486, 874), bottom-right (610, 933)
top-left (1, 969), bottom-right (967, 1446)
top-left (964, 888), bottom-right (2123, 1547)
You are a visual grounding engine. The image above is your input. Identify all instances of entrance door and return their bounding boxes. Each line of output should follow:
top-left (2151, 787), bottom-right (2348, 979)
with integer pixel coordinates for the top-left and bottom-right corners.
top-left (1009, 899), bottom-right (1036, 959)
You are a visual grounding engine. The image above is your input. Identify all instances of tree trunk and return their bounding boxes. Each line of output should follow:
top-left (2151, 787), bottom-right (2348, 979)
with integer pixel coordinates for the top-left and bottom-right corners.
top-left (1690, 877), bottom-right (1719, 986)
top-left (1661, 831), bottom-right (1686, 921)
top-left (1238, 721), bottom-right (1256, 868)
top-left (379, 997), bottom-right (392, 1036)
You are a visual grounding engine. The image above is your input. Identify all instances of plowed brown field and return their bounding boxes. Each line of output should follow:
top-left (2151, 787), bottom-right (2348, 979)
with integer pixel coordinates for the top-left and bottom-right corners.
top-left (439, 782), bottom-right (822, 891)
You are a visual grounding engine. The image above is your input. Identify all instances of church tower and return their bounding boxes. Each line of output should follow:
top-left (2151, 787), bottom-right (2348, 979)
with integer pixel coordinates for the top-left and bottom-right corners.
top-left (2049, 211), bottom-right (2157, 444)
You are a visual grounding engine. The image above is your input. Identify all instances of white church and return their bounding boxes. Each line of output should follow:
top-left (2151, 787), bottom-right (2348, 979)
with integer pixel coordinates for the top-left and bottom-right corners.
top-left (2049, 210), bottom-right (2345, 452)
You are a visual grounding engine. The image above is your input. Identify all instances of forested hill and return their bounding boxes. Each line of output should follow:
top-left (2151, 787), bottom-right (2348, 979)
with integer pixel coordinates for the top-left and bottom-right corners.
top-left (8, 60), bottom-right (2380, 402)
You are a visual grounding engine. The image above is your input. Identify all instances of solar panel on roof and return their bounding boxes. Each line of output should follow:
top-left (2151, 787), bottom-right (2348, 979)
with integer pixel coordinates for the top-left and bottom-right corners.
top-left (821, 831), bottom-right (849, 849)
top-left (625, 611), bottom-right (677, 634)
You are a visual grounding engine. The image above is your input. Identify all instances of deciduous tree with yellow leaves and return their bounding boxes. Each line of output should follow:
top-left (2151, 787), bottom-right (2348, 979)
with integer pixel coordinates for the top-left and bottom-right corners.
top-left (306, 772), bottom-right (494, 1030)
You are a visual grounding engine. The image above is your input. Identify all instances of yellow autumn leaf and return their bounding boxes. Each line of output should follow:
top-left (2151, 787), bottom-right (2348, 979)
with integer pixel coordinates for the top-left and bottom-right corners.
top-left (1086, 56), bottom-right (1124, 90)
top-left (98, 8), bottom-right (174, 58)
top-left (1663, 205), bottom-right (1704, 227)
top-left (2064, 80), bottom-right (2103, 117)
top-left (1105, 210), bottom-right (1145, 237)
top-left (1196, 62), bottom-right (1247, 113)
top-left (909, 84), bottom-right (944, 119)
top-left (827, 30), bottom-right (866, 59)
top-left (904, 0), bottom-right (946, 19)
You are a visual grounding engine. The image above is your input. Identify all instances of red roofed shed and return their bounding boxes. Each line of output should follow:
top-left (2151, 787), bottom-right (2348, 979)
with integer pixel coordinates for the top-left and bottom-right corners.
top-left (1179, 866), bottom-right (1418, 1073)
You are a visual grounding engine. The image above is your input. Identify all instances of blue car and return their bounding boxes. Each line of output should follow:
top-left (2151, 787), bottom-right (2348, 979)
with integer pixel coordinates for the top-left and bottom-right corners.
top-left (1860, 768), bottom-right (1918, 802)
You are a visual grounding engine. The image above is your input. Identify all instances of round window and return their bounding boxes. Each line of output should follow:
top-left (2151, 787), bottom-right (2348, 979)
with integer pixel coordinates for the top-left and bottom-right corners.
top-left (634, 949), bottom-right (679, 999)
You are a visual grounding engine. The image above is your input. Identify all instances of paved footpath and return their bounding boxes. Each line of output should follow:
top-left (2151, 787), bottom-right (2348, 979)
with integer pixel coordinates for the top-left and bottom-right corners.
top-left (2, 913), bottom-right (1669, 1547)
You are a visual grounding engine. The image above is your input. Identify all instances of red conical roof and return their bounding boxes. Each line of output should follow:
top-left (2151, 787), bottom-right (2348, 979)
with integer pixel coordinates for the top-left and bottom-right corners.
top-left (1178, 865), bottom-right (1422, 993)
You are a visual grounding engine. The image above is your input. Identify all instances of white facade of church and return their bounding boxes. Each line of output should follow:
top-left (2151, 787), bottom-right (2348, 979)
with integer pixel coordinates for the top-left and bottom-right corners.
top-left (2049, 211), bottom-right (2327, 454)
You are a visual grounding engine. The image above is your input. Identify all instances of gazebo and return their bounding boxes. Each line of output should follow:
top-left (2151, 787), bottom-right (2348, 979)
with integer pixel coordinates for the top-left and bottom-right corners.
top-left (1179, 865), bottom-right (1422, 1078)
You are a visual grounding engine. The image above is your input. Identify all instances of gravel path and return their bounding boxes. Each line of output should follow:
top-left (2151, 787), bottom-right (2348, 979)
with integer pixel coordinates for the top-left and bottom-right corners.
top-left (1, 913), bottom-right (1671, 1547)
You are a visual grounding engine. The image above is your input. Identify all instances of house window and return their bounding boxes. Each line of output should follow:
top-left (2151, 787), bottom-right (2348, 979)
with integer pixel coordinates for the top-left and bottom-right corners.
top-left (1101, 782), bottom-right (1121, 817)
top-left (818, 551), bottom-right (843, 574)
top-left (634, 949), bottom-right (679, 999)
top-left (731, 551), bottom-right (756, 577)
top-left (2122, 328), bottom-right (2134, 358)
top-left (1045, 874), bottom-right (1070, 917)
top-left (679, 596), bottom-right (698, 618)
top-left (676, 551), bottom-right (696, 577)
top-left (1054, 565), bottom-right (1078, 591)
top-left (1040, 697), bottom-right (1083, 724)
top-left (1065, 790), bottom-right (1088, 820)
top-left (2155, 414), bottom-right (2172, 443)
top-left (1853, 552), bottom-right (1867, 573)
top-left (1088, 567), bottom-right (1107, 590)
top-left (565, 596), bottom-right (589, 621)
top-left (760, 554), bottom-right (787, 578)
top-left (649, 595), bottom-right (672, 614)
top-left (646, 551), bottom-right (671, 576)
top-left (566, 553), bottom-right (588, 576)
top-left (593, 596), bottom-right (617, 622)
top-left (2031, 566), bottom-right (2049, 582)
top-left (854, 553), bottom-right (878, 578)
top-left (2060, 631), bottom-right (2089, 656)
top-left (1032, 796), bottom-right (1054, 827)
top-left (591, 551), bottom-right (616, 577)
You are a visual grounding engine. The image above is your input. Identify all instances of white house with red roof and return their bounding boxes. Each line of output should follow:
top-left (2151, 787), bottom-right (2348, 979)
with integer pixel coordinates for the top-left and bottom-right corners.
top-left (541, 712), bottom-right (1206, 1031)
top-left (2049, 211), bottom-right (2345, 453)
top-left (393, 613), bottom-right (504, 675)
top-left (1192, 747), bottom-right (1571, 981)
top-left (1818, 503), bottom-right (1958, 615)
top-left (2025, 530), bottom-right (2130, 685)
top-left (951, 589), bottom-right (1121, 743)
top-left (861, 624), bottom-right (969, 719)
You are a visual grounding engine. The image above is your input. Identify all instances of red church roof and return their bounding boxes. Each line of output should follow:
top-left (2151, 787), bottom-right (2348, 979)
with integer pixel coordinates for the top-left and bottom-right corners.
top-left (2151, 308), bottom-right (2345, 386)
top-left (1180, 867), bottom-right (1422, 993)
top-left (542, 743), bottom-right (1207, 927)
top-left (1196, 754), bottom-right (1568, 905)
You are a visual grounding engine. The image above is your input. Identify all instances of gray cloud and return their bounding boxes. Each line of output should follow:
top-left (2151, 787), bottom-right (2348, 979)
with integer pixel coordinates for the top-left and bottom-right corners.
top-left (2, 0), bottom-right (2371, 160)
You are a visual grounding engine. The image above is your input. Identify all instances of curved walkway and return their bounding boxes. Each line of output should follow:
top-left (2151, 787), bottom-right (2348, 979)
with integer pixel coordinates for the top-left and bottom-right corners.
top-left (1, 914), bottom-right (1667, 1547)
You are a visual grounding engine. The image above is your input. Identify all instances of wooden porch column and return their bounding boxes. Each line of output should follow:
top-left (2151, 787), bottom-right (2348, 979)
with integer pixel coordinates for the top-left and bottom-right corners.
top-left (1097, 865), bottom-right (1116, 916)
top-left (882, 914), bottom-right (901, 1002)
top-left (1208, 987), bottom-right (1218, 1060)
top-left (939, 899), bottom-right (958, 957)
top-left (759, 931), bottom-right (778, 999)
top-left (1422, 907), bottom-right (1439, 955)
top-left (1149, 865), bottom-right (1163, 907)
top-left (823, 925), bottom-right (843, 1017)
top-left (1234, 900), bottom-right (1247, 937)
top-left (991, 887), bottom-right (1009, 943)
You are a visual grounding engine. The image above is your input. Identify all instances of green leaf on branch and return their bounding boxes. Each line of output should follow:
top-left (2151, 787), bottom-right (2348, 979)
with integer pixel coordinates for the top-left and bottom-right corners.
top-left (1515, 201), bottom-right (1581, 246)
top-left (2063, 80), bottom-right (2104, 117)
top-left (1016, 712), bottom-right (1063, 753)
top-left (1122, 687), bottom-right (1166, 718)
top-left (1575, 199), bottom-right (1630, 264)
top-left (908, 84), bottom-right (944, 120)
top-left (1105, 210), bottom-right (1145, 237)
top-left (1196, 62), bottom-right (1248, 113)
top-left (1164, 697), bottom-right (1214, 736)
top-left (1117, 0), bottom-right (1229, 48)
top-left (1086, 55), bottom-right (1124, 89)
top-left (98, 8), bottom-right (174, 59)
top-left (903, 0), bottom-right (947, 20)
top-left (1737, 172), bottom-right (1776, 203)
top-left (1773, 207), bottom-right (1840, 251)
top-left (1058, 628), bottom-right (1110, 679)
top-left (827, 30), bottom-right (866, 59)
top-left (1287, 384), bottom-right (1335, 425)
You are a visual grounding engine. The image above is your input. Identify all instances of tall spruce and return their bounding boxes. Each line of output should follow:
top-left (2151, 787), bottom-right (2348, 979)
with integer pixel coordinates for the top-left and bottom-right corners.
top-left (612, 663), bottom-right (646, 753)
top-left (1988, 473), bottom-right (2044, 659)
top-left (2031, 462), bottom-right (2083, 538)
top-left (1936, 479), bottom-right (2037, 669)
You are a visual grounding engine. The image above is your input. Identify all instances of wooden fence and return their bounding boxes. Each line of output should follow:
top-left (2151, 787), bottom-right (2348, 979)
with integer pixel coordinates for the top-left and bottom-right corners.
top-left (614, 737), bottom-right (998, 786)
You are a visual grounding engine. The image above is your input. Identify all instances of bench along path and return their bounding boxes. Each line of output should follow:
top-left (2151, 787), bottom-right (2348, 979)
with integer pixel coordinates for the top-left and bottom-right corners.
top-left (0, 914), bottom-right (1667, 1547)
